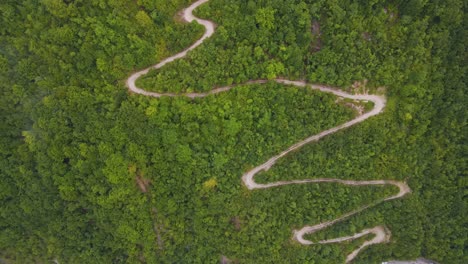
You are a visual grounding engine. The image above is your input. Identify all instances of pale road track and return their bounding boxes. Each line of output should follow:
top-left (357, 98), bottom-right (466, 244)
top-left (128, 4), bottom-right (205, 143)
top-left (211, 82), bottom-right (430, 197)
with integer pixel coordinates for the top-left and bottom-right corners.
top-left (126, 0), bottom-right (411, 262)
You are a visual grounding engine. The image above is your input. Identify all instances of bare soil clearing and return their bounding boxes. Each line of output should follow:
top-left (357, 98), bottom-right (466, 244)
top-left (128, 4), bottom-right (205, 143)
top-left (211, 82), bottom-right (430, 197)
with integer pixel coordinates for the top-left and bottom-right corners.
top-left (125, 0), bottom-right (411, 262)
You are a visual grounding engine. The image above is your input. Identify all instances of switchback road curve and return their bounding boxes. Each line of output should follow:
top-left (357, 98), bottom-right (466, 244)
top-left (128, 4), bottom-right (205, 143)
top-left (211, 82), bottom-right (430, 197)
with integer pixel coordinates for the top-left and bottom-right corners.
top-left (126, 0), bottom-right (411, 262)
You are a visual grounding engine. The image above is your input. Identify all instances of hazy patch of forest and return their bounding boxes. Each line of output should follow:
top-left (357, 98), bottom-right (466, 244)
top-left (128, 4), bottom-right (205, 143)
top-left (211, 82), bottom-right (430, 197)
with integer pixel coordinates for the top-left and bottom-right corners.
top-left (0, 0), bottom-right (465, 263)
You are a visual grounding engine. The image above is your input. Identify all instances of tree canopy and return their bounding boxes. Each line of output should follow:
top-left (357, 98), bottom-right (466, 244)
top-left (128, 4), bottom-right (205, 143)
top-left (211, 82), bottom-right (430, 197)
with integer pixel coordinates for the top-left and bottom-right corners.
top-left (0, 0), bottom-right (466, 263)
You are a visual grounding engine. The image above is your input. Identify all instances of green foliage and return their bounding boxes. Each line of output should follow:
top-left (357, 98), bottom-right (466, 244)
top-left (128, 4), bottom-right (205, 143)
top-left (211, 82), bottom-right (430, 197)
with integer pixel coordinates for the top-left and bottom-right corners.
top-left (0, 0), bottom-right (465, 263)
top-left (255, 7), bottom-right (276, 30)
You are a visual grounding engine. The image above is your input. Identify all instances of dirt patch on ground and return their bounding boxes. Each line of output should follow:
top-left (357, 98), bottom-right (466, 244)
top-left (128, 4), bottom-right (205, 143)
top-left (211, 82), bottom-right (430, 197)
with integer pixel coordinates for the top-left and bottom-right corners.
top-left (174, 9), bottom-right (186, 23)
top-left (136, 175), bottom-right (150, 193)
top-left (351, 79), bottom-right (369, 94)
top-left (220, 255), bottom-right (239, 264)
top-left (220, 255), bottom-right (232, 264)
top-left (345, 102), bottom-right (365, 115)
top-left (336, 97), bottom-right (366, 115)
top-left (151, 208), bottom-right (165, 250)
top-left (230, 217), bottom-right (242, 231)
top-left (311, 20), bottom-right (322, 52)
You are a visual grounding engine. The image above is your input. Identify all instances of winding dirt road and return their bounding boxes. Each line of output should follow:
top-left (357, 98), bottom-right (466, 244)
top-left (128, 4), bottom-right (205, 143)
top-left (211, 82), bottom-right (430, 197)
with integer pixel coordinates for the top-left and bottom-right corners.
top-left (126, 0), bottom-right (411, 262)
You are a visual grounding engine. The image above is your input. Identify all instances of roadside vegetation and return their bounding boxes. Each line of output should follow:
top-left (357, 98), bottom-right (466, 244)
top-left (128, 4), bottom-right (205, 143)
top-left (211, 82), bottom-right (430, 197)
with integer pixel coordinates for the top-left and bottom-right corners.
top-left (0, 0), bottom-right (465, 263)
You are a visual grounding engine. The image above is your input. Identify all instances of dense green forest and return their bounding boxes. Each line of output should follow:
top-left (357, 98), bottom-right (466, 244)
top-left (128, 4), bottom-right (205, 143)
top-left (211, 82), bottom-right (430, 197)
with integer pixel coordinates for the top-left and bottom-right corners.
top-left (1, 0), bottom-right (466, 263)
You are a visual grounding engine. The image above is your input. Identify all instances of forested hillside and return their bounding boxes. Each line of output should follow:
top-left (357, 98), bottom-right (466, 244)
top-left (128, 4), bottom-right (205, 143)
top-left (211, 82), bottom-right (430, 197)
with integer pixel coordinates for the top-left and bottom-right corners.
top-left (0, 0), bottom-right (466, 263)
